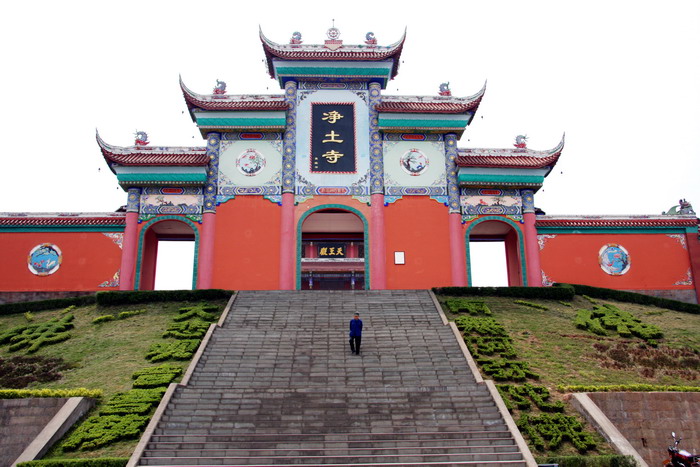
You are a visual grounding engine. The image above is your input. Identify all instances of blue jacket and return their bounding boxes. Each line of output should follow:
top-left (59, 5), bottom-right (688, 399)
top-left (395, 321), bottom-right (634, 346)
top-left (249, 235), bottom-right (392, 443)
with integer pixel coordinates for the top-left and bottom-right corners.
top-left (349, 318), bottom-right (363, 337)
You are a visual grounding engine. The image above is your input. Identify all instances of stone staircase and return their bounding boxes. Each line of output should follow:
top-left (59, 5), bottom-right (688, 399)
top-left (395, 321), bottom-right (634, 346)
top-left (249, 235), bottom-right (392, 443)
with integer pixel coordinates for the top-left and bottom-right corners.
top-left (135, 290), bottom-right (530, 466)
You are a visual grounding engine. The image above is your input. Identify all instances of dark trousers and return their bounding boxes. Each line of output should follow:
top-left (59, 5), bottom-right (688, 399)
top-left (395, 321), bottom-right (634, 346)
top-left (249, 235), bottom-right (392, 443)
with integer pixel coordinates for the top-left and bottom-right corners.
top-left (349, 336), bottom-right (362, 354)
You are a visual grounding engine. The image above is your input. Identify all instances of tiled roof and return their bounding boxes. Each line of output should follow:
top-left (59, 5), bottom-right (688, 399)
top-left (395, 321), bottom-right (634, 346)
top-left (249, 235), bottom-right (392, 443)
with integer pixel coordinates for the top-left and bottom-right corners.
top-left (180, 77), bottom-right (288, 113)
top-left (376, 85), bottom-right (485, 114)
top-left (96, 132), bottom-right (209, 168)
top-left (260, 28), bottom-right (406, 79)
top-left (0, 213), bottom-right (126, 227)
top-left (456, 135), bottom-right (565, 170)
top-left (536, 215), bottom-right (698, 228)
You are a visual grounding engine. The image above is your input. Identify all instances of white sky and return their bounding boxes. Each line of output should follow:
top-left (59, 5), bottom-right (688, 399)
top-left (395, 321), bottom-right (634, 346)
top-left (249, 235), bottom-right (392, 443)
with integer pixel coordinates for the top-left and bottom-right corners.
top-left (1, 1), bottom-right (698, 288)
top-left (1, 1), bottom-right (697, 216)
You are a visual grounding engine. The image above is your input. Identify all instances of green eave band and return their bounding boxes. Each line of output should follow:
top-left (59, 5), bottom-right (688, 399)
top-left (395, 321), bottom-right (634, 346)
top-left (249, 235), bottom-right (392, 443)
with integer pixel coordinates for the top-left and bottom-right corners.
top-left (537, 227), bottom-right (694, 234)
top-left (117, 173), bottom-right (207, 183)
top-left (196, 117), bottom-right (286, 127)
top-left (275, 67), bottom-right (391, 77)
top-left (458, 174), bottom-right (544, 185)
top-left (379, 119), bottom-right (468, 129)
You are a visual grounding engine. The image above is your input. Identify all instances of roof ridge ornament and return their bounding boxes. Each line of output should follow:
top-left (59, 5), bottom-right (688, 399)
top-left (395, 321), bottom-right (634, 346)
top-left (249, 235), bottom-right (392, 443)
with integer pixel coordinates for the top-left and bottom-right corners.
top-left (325, 20), bottom-right (343, 51)
top-left (289, 31), bottom-right (302, 45)
top-left (514, 134), bottom-right (528, 149)
top-left (134, 130), bottom-right (149, 146)
top-left (365, 32), bottom-right (377, 46)
top-left (438, 82), bottom-right (451, 97)
top-left (213, 80), bottom-right (227, 95)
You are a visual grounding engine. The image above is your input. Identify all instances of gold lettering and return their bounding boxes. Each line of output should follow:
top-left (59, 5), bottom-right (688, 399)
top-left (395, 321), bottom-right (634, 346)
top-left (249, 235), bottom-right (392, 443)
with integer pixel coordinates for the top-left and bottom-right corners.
top-left (337, 247), bottom-right (344, 256)
top-left (319, 247), bottom-right (328, 256)
top-left (329, 247), bottom-right (336, 255)
top-left (322, 130), bottom-right (344, 143)
top-left (322, 111), bottom-right (344, 124)
top-left (322, 150), bottom-right (344, 163)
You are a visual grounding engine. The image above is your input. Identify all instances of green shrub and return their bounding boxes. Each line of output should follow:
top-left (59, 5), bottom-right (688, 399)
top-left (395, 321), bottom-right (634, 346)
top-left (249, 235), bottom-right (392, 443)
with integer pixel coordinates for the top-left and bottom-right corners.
top-left (555, 283), bottom-right (700, 314)
top-left (61, 414), bottom-right (150, 451)
top-left (477, 358), bottom-right (540, 381)
top-left (2, 314), bottom-right (75, 353)
top-left (163, 319), bottom-right (211, 339)
top-left (17, 458), bottom-right (129, 467)
top-left (0, 388), bottom-right (102, 399)
top-left (514, 300), bottom-right (549, 311)
top-left (559, 301), bottom-right (573, 308)
top-left (582, 295), bottom-right (598, 305)
top-left (517, 413), bottom-right (597, 452)
top-left (145, 340), bottom-right (200, 362)
top-left (498, 383), bottom-right (565, 412)
top-left (117, 309), bottom-right (146, 319)
top-left (444, 299), bottom-right (491, 315)
top-left (24, 311), bottom-right (35, 322)
top-left (434, 286), bottom-right (574, 300)
top-left (173, 303), bottom-right (219, 322)
top-left (0, 295), bottom-right (96, 316)
top-left (454, 316), bottom-right (508, 337)
top-left (95, 289), bottom-right (232, 306)
top-left (92, 315), bottom-right (116, 325)
top-left (575, 305), bottom-right (662, 341)
top-left (100, 387), bottom-right (167, 415)
top-left (131, 364), bottom-right (182, 388)
top-left (535, 455), bottom-right (636, 467)
top-left (466, 336), bottom-right (516, 358)
top-left (558, 384), bottom-right (700, 393)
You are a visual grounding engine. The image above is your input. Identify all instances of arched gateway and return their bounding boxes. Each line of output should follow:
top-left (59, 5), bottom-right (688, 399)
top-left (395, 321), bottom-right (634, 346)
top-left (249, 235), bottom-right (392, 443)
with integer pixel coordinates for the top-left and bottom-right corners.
top-left (0, 27), bottom-right (698, 304)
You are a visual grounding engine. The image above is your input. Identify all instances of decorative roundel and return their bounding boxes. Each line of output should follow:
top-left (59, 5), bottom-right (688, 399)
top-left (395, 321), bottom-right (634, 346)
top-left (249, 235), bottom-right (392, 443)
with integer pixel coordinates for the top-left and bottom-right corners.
top-left (27, 243), bottom-right (62, 276)
top-left (327, 27), bottom-right (340, 40)
top-left (236, 148), bottom-right (266, 176)
top-left (400, 149), bottom-right (429, 176)
top-left (599, 243), bottom-right (630, 276)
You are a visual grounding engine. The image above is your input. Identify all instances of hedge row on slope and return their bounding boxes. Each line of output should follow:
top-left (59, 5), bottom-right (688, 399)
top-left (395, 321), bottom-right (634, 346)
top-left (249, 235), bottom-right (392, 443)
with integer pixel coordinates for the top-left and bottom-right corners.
top-left (555, 283), bottom-right (700, 314)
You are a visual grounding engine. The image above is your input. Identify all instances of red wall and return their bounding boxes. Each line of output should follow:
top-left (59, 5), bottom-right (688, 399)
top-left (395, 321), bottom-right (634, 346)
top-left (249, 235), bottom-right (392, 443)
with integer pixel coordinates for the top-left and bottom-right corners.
top-left (0, 231), bottom-right (122, 291)
top-left (384, 197), bottom-right (452, 289)
top-left (539, 233), bottom-right (694, 290)
top-left (211, 197), bottom-right (281, 290)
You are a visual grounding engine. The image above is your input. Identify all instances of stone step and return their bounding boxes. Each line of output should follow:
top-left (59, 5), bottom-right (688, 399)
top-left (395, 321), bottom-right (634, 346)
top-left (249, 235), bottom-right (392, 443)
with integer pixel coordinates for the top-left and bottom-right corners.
top-left (139, 451), bottom-right (524, 466)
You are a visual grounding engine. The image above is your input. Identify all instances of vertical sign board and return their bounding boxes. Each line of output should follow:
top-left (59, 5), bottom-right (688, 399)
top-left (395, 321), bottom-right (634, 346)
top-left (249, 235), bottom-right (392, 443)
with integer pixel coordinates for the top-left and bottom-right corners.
top-left (310, 103), bottom-right (356, 173)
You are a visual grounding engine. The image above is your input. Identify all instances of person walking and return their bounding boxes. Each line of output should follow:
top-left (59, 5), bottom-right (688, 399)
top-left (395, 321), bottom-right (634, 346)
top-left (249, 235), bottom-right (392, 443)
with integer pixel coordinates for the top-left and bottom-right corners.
top-left (349, 312), bottom-right (363, 355)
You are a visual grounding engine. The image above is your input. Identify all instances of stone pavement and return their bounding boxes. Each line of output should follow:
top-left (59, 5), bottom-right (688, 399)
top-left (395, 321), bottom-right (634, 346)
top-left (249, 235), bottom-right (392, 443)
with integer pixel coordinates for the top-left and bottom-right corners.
top-left (136, 290), bottom-right (529, 465)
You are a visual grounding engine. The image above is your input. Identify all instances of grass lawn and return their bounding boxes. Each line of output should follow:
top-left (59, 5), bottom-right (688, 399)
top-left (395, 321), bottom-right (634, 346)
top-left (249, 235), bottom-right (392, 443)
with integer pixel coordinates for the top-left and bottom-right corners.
top-left (0, 298), bottom-right (229, 459)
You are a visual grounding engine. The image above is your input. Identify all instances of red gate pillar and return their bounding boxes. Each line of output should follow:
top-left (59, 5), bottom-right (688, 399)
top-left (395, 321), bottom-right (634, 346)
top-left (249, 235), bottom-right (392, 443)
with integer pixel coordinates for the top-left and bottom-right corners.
top-left (522, 189), bottom-right (543, 287)
top-left (119, 188), bottom-right (141, 290)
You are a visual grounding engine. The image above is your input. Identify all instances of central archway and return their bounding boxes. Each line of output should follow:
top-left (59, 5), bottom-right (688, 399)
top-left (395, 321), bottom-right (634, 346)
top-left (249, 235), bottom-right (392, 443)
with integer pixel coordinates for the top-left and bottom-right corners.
top-left (296, 205), bottom-right (369, 290)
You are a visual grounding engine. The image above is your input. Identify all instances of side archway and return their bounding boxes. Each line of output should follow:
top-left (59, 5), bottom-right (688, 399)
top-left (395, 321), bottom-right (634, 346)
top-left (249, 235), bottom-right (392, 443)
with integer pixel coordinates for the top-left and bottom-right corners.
top-left (135, 216), bottom-right (200, 290)
top-left (296, 204), bottom-right (370, 290)
top-left (465, 216), bottom-right (528, 287)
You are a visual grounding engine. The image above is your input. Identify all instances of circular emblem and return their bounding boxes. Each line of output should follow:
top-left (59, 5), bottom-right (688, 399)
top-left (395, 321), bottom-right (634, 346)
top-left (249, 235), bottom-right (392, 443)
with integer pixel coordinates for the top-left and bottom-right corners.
top-left (400, 149), bottom-right (429, 176)
top-left (326, 27), bottom-right (341, 40)
top-left (27, 243), bottom-right (62, 276)
top-left (236, 149), bottom-right (266, 176)
top-left (599, 244), bottom-right (630, 276)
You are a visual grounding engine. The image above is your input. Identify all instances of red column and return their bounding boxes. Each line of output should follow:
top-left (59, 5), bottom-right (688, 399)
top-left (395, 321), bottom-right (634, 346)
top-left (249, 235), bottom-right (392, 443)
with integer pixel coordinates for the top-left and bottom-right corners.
top-left (119, 211), bottom-right (139, 290)
top-left (370, 193), bottom-right (386, 289)
top-left (279, 192), bottom-right (296, 289)
top-left (686, 227), bottom-right (700, 303)
top-left (449, 213), bottom-right (467, 286)
top-left (197, 212), bottom-right (216, 289)
top-left (522, 189), bottom-right (542, 287)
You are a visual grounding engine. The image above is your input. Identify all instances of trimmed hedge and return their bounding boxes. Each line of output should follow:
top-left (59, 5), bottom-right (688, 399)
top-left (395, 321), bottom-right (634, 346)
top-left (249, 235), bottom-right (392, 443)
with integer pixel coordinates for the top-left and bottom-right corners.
top-left (535, 455), bottom-right (636, 467)
top-left (433, 286), bottom-right (575, 300)
top-left (558, 384), bottom-right (700, 393)
top-left (0, 295), bottom-right (96, 316)
top-left (0, 388), bottom-right (102, 399)
top-left (556, 283), bottom-right (700, 314)
top-left (17, 458), bottom-right (128, 467)
top-left (95, 289), bottom-right (233, 306)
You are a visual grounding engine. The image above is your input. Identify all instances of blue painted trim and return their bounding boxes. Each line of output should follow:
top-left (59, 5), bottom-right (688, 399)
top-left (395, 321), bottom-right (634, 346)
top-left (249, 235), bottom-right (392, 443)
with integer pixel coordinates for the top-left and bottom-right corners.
top-left (134, 216), bottom-right (200, 291)
top-left (296, 204), bottom-right (370, 290)
top-left (464, 216), bottom-right (528, 287)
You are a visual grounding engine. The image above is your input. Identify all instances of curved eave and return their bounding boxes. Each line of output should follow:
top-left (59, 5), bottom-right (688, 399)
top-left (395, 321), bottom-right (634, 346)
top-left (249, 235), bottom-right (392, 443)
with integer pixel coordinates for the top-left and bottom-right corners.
top-left (259, 27), bottom-right (406, 80)
top-left (180, 77), bottom-right (288, 115)
top-left (376, 83), bottom-right (486, 114)
top-left (96, 131), bottom-right (209, 171)
top-left (456, 134), bottom-right (565, 173)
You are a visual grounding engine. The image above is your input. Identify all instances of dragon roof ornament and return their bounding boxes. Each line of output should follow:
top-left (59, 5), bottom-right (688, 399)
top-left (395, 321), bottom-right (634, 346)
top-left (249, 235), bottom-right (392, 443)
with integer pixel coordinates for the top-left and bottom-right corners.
top-left (259, 26), bottom-right (407, 80)
top-left (376, 82), bottom-right (486, 114)
top-left (179, 76), bottom-right (288, 115)
top-left (456, 134), bottom-right (565, 171)
top-left (96, 131), bottom-right (208, 171)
